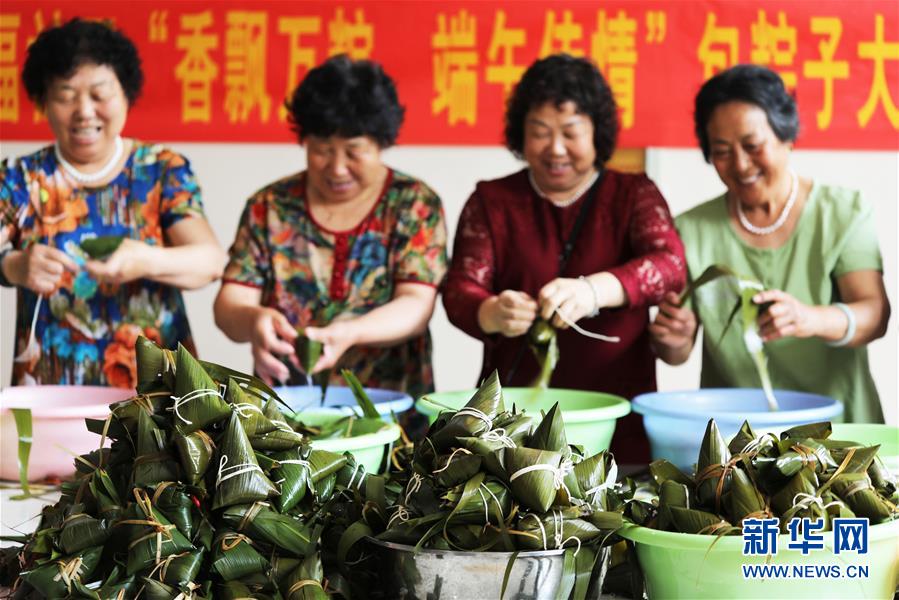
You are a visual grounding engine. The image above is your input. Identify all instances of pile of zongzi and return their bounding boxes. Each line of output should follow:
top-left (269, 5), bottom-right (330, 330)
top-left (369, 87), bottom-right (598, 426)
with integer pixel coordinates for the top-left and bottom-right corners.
top-left (0, 337), bottom-right (394, 599)
top-left (329, 371), bottom-right (629, 598)
top-left (625, 419), bottom-right (899, 535)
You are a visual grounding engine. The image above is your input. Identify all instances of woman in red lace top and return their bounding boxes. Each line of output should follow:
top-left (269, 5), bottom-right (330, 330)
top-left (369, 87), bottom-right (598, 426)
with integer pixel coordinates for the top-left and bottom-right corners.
top-left (442, 54), bottom-right (686, 462)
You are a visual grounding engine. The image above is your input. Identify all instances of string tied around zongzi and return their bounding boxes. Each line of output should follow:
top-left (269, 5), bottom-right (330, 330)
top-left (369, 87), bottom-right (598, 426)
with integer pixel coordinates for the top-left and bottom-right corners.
top-left (168, 388), bottom-right (224, 425)
top-left (62, 511), bottom-right (91, 525)
top-left (172, 582), bottom-right (201, 600)
top-left (387, 505), bottom-right (411, 528)
top-left (220, 532), bottom-right (256, 551)
top-left (509, 457), bottom-right (575, 494)
top-left (404, 472), bottom-right (424, 505)
top-left (232, 402), bottom-right (265, 419)
top-left (476, 482), bottom-right (505, 525)
top-left (791, 444), bottom-right (827, 470)
top-left (51, 556), bottom-right (84, 593)
top-left (791, 493), bottom-right (842, 512)
top-left (270, 417), bottom-right (294, 433)
top-left (151, 481), bottom-right (178, 505)
top-left (146, 550), bottom-right (190, 582)
top-left (741, 509), bottom-right (774, 524)
top-left (521, 513), bottom-right (548, 550)
top-left (118, 488), bottom-right (177, 564)
top-left (480, 428), bottom-right (516, 448)
top-left (816, 447), bottom-right (856, 497)
top-left (739, 433), bottom-right (777, 457)
top-left (346, 461), bottom-right (366, 492)
top-left (216, 454), bottom-right (265, 488)
top-left (238, 501), bottom-right (270, 532)
top-left (583, 462), bottom-right (619, 506)
top-left (432, 448), bottom-right (473, 474)
top-left (696, 455), bottom-right (742, 513)
top-left (552, 509), bottom-right (582, 556)
top-left (455, 407), bottom-right (493, 430)
top-left (843, 478), bottom-right (875, 498)
top-left (696, 520), bottom-right (733, 535)
top-left (274, 458), bottom-right (311, 486)
top-left (288, 579), bottom-right (324, 595)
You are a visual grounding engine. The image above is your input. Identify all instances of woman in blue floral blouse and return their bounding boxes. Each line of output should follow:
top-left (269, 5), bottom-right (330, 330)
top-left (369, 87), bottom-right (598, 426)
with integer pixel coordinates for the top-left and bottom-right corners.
top-left (0, 19), bottom-right (224, 387)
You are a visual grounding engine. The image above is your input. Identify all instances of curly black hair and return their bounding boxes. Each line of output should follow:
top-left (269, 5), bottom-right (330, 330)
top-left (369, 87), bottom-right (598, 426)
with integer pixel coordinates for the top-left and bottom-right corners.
top-left (22, 18), bottom-right (143, 107)
top-left (286, 55), bottom-right (405, 147)
top-left (694, 64), bottom-right (799, 162)
top-left (504, 54), bottom-right (618, 167)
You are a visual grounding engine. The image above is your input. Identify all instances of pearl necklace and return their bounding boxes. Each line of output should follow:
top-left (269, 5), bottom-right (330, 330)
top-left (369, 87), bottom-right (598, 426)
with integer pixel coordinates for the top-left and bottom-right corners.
top-left (54, 136), bottom-right (124, 185)
top-left (528, 169), bottom-right (600, 208)
top-left (735, 170), bottom-right (798, 236)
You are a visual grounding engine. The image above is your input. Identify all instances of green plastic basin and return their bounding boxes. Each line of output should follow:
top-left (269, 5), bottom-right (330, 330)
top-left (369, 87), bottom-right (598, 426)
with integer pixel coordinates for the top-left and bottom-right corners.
top-left (416, 388), bottom-right (630, 456)
top-left (830, 423), bottom-right (899, 474)
top-left (300, 411), bottom-right (400, 473)
top-left (618, 520), bottom-right (899, 599)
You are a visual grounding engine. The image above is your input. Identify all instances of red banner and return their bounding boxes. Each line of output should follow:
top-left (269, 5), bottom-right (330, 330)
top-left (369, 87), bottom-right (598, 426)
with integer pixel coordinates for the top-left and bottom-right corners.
top-left (0, 1), bottom-right (896, 149)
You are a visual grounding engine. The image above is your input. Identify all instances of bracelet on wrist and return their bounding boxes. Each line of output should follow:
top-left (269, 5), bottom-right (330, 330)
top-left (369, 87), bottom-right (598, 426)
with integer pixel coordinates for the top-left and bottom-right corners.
top-left (826, 302), bottom-right (856, 348)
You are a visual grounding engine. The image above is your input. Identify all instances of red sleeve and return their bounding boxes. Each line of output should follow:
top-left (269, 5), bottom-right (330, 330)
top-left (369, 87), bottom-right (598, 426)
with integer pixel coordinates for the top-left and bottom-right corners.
top-left (441, 191), bottom-right (496, 341)
top-left (606, 177), bottom-right (687, 307)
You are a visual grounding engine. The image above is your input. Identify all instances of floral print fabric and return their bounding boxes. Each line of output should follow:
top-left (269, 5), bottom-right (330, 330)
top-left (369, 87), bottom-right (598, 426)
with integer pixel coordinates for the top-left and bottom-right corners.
top-left (0, 142), bottom-right (204, 387)
top-left (223, 169), bottom-right (448, 398)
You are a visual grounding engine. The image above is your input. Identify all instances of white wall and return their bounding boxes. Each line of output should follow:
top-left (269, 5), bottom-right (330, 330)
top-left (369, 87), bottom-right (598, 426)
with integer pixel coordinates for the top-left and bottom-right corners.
top-left (1, 141), bottom-right (896, 424)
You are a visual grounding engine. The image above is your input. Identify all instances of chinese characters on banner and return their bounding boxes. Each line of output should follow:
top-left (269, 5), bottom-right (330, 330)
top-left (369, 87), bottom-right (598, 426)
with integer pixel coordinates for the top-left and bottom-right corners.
top-left (0, 1), bottom-right (896, 148)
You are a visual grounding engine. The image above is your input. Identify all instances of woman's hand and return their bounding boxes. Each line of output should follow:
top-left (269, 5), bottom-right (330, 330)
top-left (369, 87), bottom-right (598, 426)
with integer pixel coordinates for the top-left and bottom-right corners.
top-left (84, 238), bottom-right (149, 284)
top-left (248, 307), bottom-right (298, 385)
top-left (649, 291), bottom-right (698, 363)
top-left (753, 289), bottom-right (819, 342)
top-left (537, 277), bottom-right (597, 329)
top-left (85, 219), bottom-right (224, 289)
top-left (5, 244), bottom-right (79, 294)
top-left (477, 290), bottom-right (537, 337)
top-left (305, 321), bottom-right (357, 373)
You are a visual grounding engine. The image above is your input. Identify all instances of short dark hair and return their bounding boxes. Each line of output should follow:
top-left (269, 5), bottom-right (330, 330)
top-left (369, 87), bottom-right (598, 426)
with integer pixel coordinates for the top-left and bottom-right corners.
top-left (504, 54), bottom-right (618, 166)
top-left (286, 54), bottom-right (405, 147)
top-left (22, 18), bottom-right (143, 107)
top-left (694, 64), bottom-right (799, 162)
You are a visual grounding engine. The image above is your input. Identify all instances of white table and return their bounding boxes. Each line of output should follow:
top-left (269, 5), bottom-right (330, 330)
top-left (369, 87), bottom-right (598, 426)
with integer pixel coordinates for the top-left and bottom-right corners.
top-left (0, 486), bottom-right (61, 548)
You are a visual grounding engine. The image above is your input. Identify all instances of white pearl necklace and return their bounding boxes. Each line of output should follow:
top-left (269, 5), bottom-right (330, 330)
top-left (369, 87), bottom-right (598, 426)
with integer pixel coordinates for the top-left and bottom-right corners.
top-left (528, 169), bottom-right (600, 208)
top-left (54, 136), bottom-right (124, 185)
top-left (735, 170), bottom-right (798, 236)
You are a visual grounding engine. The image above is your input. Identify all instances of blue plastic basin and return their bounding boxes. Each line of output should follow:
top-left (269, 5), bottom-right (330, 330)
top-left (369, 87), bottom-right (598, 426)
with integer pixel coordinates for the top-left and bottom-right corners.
top-left (274, 385), bottom-right (413, 418)
top-left (631, 389), bottom-right (844, 473)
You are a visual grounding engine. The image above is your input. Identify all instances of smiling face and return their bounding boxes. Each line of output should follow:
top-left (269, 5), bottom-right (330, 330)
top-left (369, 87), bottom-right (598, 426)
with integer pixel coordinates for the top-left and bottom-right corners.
top-left (304, 135), bottom-right (386, 204)
top-left (706, 101), bottom-right (793, 207)
top-left (522, 101), bottom-right (597, 199)
top-left (44, 62), bottom-right (129, 170)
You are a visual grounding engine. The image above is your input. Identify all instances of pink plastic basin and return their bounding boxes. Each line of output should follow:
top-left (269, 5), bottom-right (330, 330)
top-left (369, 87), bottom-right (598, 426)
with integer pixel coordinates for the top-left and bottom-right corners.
top-left (0, 386), bottom-right (132, 481)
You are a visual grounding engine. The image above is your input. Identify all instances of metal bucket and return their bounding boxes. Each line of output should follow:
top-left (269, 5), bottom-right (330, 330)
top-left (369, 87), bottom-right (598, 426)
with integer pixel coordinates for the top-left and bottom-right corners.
top-left (368, 538), bottom-right (566, 600)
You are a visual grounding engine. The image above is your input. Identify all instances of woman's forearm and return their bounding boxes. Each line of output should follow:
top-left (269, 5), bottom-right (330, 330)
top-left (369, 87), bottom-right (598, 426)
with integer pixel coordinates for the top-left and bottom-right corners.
top-left (347, 287), bottom-right (437, 347)
top-left (583, 272), bottom-right (627, 309)
top-left (143, 242), bottom-right (225, 289)
top-left (651, 335), bottom-right (695, 365)
top-left (213, 289), bottom-right (264, 343)
top-left (813, 299), bottom-right (890, 348)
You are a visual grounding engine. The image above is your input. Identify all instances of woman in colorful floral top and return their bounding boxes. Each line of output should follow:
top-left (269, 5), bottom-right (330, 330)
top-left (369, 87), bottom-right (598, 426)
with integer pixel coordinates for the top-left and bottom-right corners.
top-left (0, 19), bottom-right (224, 387)
top-left (215, 56), bottom-right (448, 399)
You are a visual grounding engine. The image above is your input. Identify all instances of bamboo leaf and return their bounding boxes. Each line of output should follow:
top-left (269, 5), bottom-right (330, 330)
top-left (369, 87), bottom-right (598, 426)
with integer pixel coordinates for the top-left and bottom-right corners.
top-left (500, 551), bottom-right (519, 600)
top-left (341, 369), bottom-right (380, 419)
top-left (11, 408), bottom-right (32, 497)
top-left (80, 235), bottom-right (124, 259)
